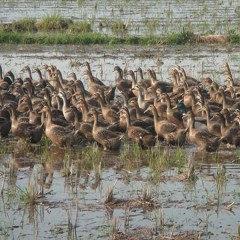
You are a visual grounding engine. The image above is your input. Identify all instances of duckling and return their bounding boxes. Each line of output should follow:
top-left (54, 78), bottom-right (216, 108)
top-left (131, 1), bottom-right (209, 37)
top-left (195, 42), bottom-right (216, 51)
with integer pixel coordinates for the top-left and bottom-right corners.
top-left (126, 69), bottom-right (139, 97)
top-left (202, 105), bottom-right (221, 137)
top-left (71, 105), bottom-right (94, 142)
top-left (146, 69), bottom-right (173, 93)
top-left (93, 92), bottom-right (119, 124)
top-left (0, 65), bottom-right (11, 90)
top-left (120, 107), bottom-right (156, 148)
top-left (58, 91), bottom-right (81, 122)
top-left (21, 78), bottom-right (42, 105)
top-left (71, 78), bottom-right (92, 100)
top-left (82, 69), bottom-right (114, 97)
top-left (119, 106), bottom-right (153, 133)
top-left (119, 91), bottom-right (137, 119)
top-left (0, 116), bottom-right (11, 137)
top-left (146, 105), bottom-right (187, 145)
top-left (219, 88), bottom-right (240, 110)
top-left (161, 93), bottom-right (185, 128)
top-left (129, 99), bottom-right (154, 126)
top-left (40, 88), bottom-right (66, 121)
top-left (40, 105), bottom-right (81, 147)
top-left (32, 67), bottom-right (48, 89)
top-left (89, 108), bottom-right (122, 150)
top-left (78, 97), bottom-right (93, 123)
top-left (21, 65), bottom-right (33, 81)
top-left (136, 67), bottom-right (151, 88)
top-left (82, 61), bottom-right (106, 86)
top-left (134, 85), bottom-right (153, 111)
top-left (114, 66), bottom-right (134, 97)
top-left (176, 66), bottom-right (199, 87)
top-left (17, 95), bottom-right (41, 125)
top-left (5, 104), bottom-right (43, 143)
top-left (218, 113), bottom-right (240, 146)
top-left (184, 111), bottom-right (222, 152)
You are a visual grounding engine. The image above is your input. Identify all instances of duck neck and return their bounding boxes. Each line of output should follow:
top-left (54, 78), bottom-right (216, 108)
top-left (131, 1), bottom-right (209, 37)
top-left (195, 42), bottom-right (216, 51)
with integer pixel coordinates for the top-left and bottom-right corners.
top-left (56, 95), bottom-right (63, 110)
top-left (9, 107), bottom-right (18, 125)
top-left (61, 93), bottom-right (70, 111)
top-left (73, 110), bottom-right (80, 129)
top-left (129, 72), bottom-right (137, 88)
top-left (223, 112), bottom-right (231, 126)
top-left (115, 69), bottom-right (123, 83)
top-left (0, 65), bottom-right (2, 79)
top-left (26, 67), bottom-right (32, 80)
top-left (71, 73), bottom-right (77, 82)
top-left (44, 91), bottom-right (52, 108)
top-left (219, 116), bottom-right (226, 133)
top-left (80, 101), bottom-right (89, 122)
top-left (56, 72), bottom-right (64, 92)
top-left (97, 95), bottom-right (107, 110)
top-left (92, 112), bottom-right (99, 131)
top-left (187, 116), bottom-right (195, 132)
top-left (137, 87), bottom-right (144, 106)
top-left (221, 92), bottom-right (227, 109)
top-left (204, 108), bottom-right (211, 126)
top-left (86, 71), bottom-right (95, 83)
top-left (134, 105), bottom-right (141, 119)
top-left (122, 94), bottom-right (128, 107)
top-left (36, 68), bottom-right (44, 82)
top-left (27, 99), bottom-right (33, 112)
top-left (137, 68), bottom-right (144, 81)
top-left (125, 113), bottom-right (131, 129)
top-left (165, 95), bottom-right (171, 111)
top-left (45, 109), bottom-right (53, 127)
top-left (151, 106), bottom-right (160, 127)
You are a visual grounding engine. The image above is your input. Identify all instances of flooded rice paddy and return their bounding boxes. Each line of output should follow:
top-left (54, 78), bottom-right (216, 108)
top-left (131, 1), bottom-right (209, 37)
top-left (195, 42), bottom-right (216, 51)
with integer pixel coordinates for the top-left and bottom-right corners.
top-left (0, 44), bottom-right (240, 239)
top-left (0, 0), bottom-right (240, 36)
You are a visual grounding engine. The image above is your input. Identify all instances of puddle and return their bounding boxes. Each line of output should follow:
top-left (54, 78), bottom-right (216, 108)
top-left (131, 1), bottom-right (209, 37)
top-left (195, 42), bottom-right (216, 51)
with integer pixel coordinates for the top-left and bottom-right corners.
top-left (0, 141), bottom-right (240, 240)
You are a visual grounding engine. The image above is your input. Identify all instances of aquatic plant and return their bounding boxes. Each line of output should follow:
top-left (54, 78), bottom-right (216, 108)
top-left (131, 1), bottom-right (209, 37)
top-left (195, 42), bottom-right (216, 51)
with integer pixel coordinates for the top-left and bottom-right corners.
top-left (141, 186), bottom-right (153, 203)
top-left (36, 14), bottom-right (72, 31)
top-left (110, 217), bottom-right (121, 239)
top-left (119, 141), bottom-right (144, 171)
top-left (229, 29), bottom-right (240, 43)
top-left (68, 21), bottom-right (92, 33)
top-left (104, 181), bottom-right (116, 204)
top-left (80, 143), bottom-right (103, 164)
top-left (111, 20), bottom-right (128, 35)
top-left (163, 29), bottom-right (194, 45)
top-left (12, 18), bottom-right (37, 32)
top-left (153, 207), bottom-right (164, 235)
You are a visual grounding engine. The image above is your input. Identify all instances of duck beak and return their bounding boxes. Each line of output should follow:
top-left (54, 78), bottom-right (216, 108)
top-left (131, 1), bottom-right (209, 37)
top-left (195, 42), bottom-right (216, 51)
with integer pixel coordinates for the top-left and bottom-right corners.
top-left (144, 108), bottom-right (149, 114)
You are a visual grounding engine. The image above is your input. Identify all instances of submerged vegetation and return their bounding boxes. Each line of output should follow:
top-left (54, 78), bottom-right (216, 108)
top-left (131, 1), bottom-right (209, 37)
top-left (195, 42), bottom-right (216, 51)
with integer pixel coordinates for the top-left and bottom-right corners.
top-left (0, 15), bottom-right (239, 45)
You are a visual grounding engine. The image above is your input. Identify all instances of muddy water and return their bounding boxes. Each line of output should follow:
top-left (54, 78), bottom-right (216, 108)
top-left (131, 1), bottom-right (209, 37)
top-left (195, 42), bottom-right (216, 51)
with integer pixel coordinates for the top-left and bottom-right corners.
top-left (0, 0), bottom-right (240, 36)
top-left (0, 142), bottom-right (240, 240)
top-left (0, 44), bottom-right (240, 239)
top-left (1, 44), bottom-right (240, 85)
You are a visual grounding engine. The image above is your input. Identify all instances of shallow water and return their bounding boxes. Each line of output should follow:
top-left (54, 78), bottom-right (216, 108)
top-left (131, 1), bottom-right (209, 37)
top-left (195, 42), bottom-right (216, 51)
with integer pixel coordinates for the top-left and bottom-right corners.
top-left (1, 44), bottom-right (240, 86)
top-left (0, 0), bottom-right (239, 36)
top-left (0, 142), bottom-right (240, 240)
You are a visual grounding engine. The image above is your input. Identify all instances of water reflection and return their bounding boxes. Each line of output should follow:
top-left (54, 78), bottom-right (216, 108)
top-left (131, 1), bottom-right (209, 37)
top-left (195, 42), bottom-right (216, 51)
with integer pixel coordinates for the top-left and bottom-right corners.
top-left (0, 141), bottom-right (240, 239)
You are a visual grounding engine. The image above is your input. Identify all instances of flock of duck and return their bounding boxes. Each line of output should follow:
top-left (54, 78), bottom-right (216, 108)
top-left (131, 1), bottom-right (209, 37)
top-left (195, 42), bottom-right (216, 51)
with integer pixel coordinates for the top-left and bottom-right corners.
top-left (0, 61), bottom-right (240, 152)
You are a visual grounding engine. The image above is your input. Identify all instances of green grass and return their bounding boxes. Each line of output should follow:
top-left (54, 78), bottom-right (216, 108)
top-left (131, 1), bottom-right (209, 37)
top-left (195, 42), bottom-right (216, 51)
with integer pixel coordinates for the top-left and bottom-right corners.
top-left (36, 14), bottom-right (72, 31)
top-left (0, 29), bottom-right (197, 45)
top-left (1, 15), bottom-right (239, 45)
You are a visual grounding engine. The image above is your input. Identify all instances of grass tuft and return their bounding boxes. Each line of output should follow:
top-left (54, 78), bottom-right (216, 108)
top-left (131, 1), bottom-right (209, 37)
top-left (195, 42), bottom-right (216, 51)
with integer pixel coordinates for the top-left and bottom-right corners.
top-left (36, 14), bottom-right (72, 31)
